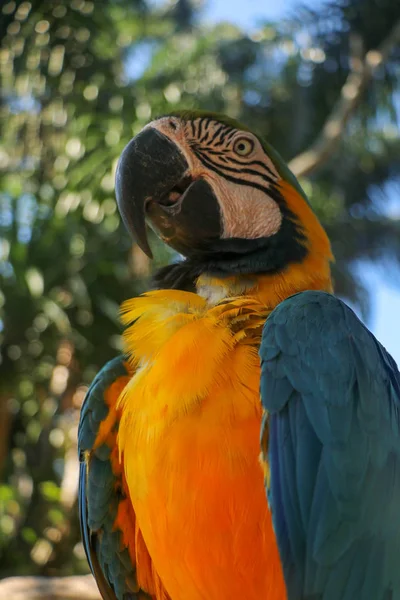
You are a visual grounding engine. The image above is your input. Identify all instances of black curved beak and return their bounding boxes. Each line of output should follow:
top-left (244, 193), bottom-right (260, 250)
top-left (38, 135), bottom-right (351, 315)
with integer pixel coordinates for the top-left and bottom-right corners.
top-left (115, 127), bottom-right (222, 258)
top-left (115, 127), bottom-right (189, 258)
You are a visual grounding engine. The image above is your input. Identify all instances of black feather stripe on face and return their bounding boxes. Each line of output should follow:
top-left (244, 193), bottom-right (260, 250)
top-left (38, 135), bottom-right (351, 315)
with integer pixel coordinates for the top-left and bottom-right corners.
top-left (153, 184), bottom-right (308, 289)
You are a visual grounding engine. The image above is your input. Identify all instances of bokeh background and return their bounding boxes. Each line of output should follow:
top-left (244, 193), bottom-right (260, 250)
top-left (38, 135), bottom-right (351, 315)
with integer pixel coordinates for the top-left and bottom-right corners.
top-left (1, 0), bottom-right (399, 582)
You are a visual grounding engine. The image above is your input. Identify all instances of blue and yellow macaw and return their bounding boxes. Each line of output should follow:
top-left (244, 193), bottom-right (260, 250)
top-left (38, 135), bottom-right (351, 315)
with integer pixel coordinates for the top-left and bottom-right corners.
top-left (78, 111), bottom-right (400, 600)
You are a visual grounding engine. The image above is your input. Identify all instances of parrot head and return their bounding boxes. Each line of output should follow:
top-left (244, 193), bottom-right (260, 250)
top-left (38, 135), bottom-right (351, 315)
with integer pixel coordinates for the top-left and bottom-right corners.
top-left (115, 111), bottom-right (332, 283)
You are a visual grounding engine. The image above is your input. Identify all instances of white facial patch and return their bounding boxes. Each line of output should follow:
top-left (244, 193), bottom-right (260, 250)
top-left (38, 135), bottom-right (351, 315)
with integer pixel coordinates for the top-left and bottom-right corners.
top-left (214, 178), bottom-right (282, 239)
top-left (146, 116), bottom-right (283, 240)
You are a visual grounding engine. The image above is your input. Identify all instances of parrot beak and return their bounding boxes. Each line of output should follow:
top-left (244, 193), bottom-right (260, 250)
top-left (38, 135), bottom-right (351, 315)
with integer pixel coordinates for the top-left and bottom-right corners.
top-left (115, 127), bottom-right (222, 258)
top-left (115, 127), bottom-right (189, 258)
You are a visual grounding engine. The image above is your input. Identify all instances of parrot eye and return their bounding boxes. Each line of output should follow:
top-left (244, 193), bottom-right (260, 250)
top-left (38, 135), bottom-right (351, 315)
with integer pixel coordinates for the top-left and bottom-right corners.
top-left (233, 137), bottom-right (254, 157)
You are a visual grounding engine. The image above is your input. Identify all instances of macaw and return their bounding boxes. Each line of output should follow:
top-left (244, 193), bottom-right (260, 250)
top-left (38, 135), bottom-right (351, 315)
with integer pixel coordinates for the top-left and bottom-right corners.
top-left (78, 111), bottom-right (400, 600)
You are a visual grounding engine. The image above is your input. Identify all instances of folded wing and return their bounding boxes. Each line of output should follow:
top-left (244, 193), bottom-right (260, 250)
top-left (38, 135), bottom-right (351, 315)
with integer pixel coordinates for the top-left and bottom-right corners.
top-left (78, 356), bottom-right (159, 600)
top-left (260, 291), bottom-right (400, 600)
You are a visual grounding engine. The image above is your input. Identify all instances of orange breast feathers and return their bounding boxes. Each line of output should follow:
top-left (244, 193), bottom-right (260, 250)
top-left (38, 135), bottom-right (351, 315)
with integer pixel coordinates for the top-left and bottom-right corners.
top-left (117, 290), bottom-right (286, 600)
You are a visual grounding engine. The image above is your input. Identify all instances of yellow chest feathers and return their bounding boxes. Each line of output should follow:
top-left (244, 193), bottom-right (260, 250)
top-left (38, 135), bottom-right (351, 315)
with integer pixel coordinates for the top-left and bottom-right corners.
top-left (117, 290), bottom-right (269, 482)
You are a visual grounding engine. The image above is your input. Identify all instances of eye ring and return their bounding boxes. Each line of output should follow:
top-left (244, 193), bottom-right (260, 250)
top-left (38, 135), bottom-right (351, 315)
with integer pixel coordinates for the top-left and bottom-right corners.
top-left (233, 137), bottom-right (254, 157)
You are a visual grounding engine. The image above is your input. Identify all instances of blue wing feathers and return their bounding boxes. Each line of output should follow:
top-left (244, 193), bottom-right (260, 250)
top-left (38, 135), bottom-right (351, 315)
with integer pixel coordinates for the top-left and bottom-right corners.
top-left (78, 356), bottom-right (144, 600)
top-left (260, 290), bottom-right (400, 600)
top-left (79, 461), bottom-right (95, 573)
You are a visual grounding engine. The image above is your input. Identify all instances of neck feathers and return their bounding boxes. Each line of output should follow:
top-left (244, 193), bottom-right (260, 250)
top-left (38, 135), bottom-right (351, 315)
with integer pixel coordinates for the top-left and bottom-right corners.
top-left (153, 178), bottom-right (333, 309)
top-left (196, 180), bottom-right (333, 308)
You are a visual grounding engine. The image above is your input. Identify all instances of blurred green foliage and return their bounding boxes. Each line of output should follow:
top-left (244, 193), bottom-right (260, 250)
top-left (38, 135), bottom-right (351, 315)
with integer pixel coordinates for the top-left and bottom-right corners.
top-left (0, 0), bottom-right (399, 578)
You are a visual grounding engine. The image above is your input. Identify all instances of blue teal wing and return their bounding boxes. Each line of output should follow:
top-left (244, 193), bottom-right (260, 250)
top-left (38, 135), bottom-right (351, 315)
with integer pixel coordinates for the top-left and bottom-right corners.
top-left (78, 356), bottom-right (152, 600)
top-left (259, 290), bottom-right (400, 600)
